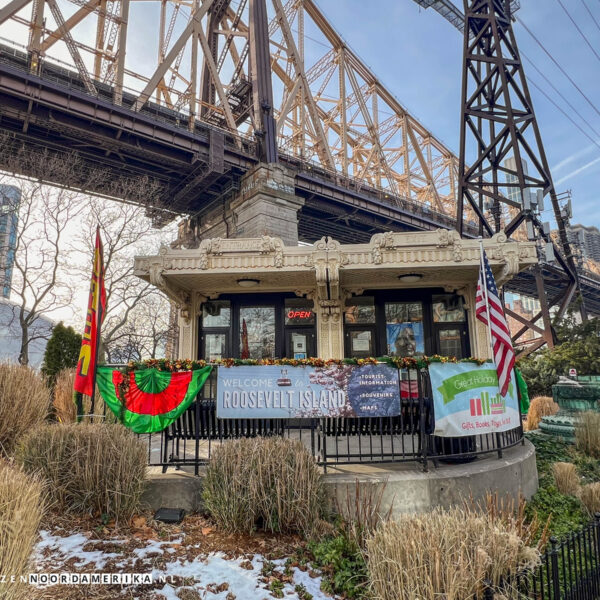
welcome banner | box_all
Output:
[429,362,520,437]
[216,363,400,418]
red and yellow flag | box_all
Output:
[74,227,107,397]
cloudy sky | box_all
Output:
[0,0,598,227]
[316,0,600,227]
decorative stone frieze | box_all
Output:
[134,228,538,360]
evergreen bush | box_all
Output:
[41,322,81,388]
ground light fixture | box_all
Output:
[237,278,260,288]
[398,273,423,283]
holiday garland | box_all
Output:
[125,354,490,372]
[97,355,491,433]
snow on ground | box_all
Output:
[32,529,340,599]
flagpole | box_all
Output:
[479,239,494,359]
[89,225,103,422]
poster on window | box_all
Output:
[216,363,400,418]
[386,322,424,356]
[429,362,520,437]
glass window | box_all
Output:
[385,302,424,356]
[439,328,462,357]
[432,295,465,322]
[240,306,275,359]
[344,296,376,324]
[202,301,231,328]
[285,298,315,325]
[205,333,227,361]
[349,330,373,358]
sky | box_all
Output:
[315,0,600,227]
[0,0,598,229]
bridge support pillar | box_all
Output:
[230,164,303,245]
[182,163,304,247]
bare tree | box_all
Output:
[0,159,86,365]
[73,198,176,363]
[104,291,171,363]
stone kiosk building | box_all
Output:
[134,229,537,363]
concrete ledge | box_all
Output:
[142,440,538,517]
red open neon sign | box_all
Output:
[287,310,313,319]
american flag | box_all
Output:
[476,248,515,396]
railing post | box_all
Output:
[549,536,561,600]
[595,513,600,594]
[418,367,428,473]
[194,397,201,477]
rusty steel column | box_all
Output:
[249,0,278,163]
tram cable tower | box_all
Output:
[415,0,586,354]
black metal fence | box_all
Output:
[482,515,600,600]
[140,366,524,475]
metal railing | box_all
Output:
[483,515,600,600]
[141,366,524,475]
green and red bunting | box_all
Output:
[96,366,212,433]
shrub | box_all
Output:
[334,479,392,549]
[365,507,540,600]
[16,423,146,521]
[552,462,580,496]
[575,411,600,458]
[0,460,44,600]
[309,531,368,598]
[579,482,600,516]
[0,363,49,456]
[41,322,81,388]
[52,371,112,424]
[525,395,559,431]
[53,368,77,423]
[202,437,324,536]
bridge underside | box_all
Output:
[1,46,599,318]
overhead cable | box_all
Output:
[556,0,600,64]
[517,17,600,120]
[527,76,600,156]
[521,52,600,141]
[581,0,600,35]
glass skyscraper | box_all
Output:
[0,185,20,299]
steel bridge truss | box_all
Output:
[0,0,476,220]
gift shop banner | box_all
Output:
[429,362,519,437]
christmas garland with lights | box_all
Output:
[124,355,490,372]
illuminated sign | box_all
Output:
[287,310,313,319]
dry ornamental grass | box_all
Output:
[52,368,77,423]
[0,460,44,600]
[552,462,581,496]
[575,411,600,458]
[0,362,49,456]
[15,423,147,521]
[525,395,559,431]
[579,482,600,516]
[365,505,541,600]
[202,437,325,537]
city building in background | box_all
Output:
[504,291,541,343]
[0,185,20,298]
[568,224,600,264]
[504,157,535,207]
[0,298,54,368]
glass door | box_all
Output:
[344,327,376,358]
[285,329,316,359]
